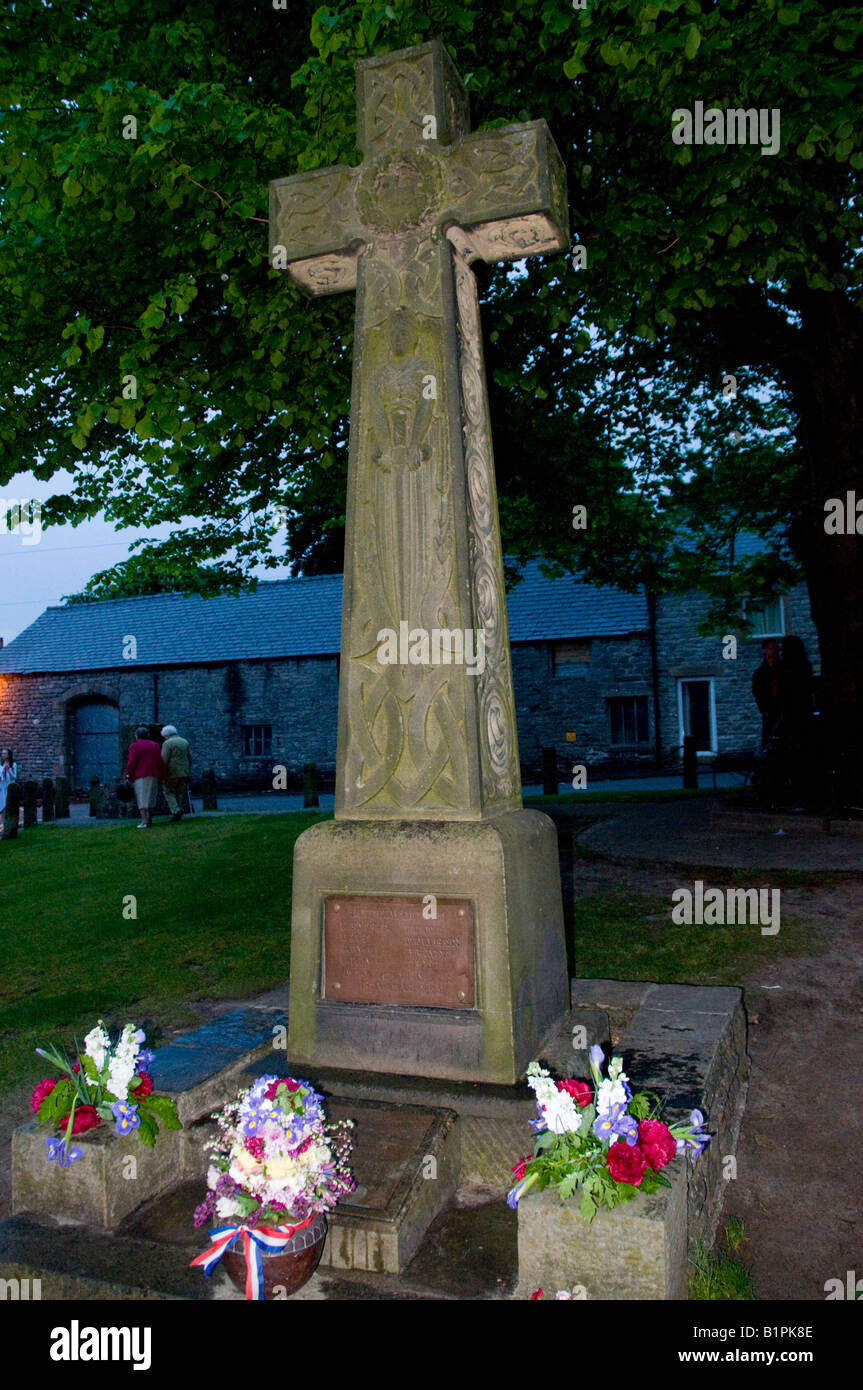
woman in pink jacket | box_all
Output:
[124,726,167,829]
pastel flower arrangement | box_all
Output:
[193,1075,355,1230]
[507,1048,710,1221]
[31,1021,180,1166]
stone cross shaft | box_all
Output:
[270,40,568,821]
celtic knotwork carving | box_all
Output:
[451,247,521,808]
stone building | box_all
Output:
[0,561,818,793]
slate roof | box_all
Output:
[0,561,648,674]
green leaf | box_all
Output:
[62,175,83,199]
[580,1190,596,1221]
[797,142,816,160]
[683,24,701,59]
[136,1110,158,1148]
[137,1093,182,1130]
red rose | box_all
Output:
[556,1078,592,1108]
[606,1141,647,1187]
[530,1289,544,1301]
[512,1156,532,1183]
[132,1072,154,1097]
[59,1105,101,1135]
[31,1078,57,1113]
[265,1078,301,1099]
[637,1120,676,1171]
[71,1061,81,1074]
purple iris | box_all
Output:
[589,1045,605,1069]
[136,1048,155,1072]
[593,1103,638,1146]
[111,1100,140,1136]
[676,1110,710,1155]
[45,1136,82,1167]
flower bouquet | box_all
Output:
[191,1074,355,1299]
[507,1048,710,1221]
[30,1021,180,1167]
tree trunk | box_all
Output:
[705,284,863,805]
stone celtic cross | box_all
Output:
[270,40,568,821]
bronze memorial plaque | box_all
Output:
[323,896,475,1009]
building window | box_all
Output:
[243,724,272,757]
[677,679,717,755]
[607,696,650,747]
[745,597,785,638]
[552,639,591,674]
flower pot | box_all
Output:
[221,1213,328,1299]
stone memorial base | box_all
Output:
[1,979,748,1299]
[518,1171,688,1300]
[288,810,568,1085]
[12,1122,183,1231]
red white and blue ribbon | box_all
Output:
[190,1219,315,1300]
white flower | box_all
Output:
[206,1166,221,1190]
[595,1076,629,1116]
[107,1056,136,1101]
[215,1196,242,1220]
[83,1024,111,1071]
[542,1091,582,1136]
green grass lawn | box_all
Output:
[0,812,326,1098]
[573,887,814,983]
[1,809,820,1105]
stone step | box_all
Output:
[148,1003,288,1125]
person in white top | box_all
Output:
[0,748,18,834]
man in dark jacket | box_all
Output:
[752,639,783,749]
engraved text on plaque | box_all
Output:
[324,896,475,1009]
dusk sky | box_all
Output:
[1,467,291,647]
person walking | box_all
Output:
[160,724,191,822]
[124,726,166,829]
[0,748,18,834]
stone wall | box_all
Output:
[512,634,655,777]
[0,582,819,790]
[654,584,820,761]
[0,656,340,792]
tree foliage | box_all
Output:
[2,0,861,659]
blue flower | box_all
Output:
[111,1100,140,1136]
[45,1137,83,1167]
[589,1045,605,1069]
[136,1048,155,1071]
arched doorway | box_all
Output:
[69,698,120,791]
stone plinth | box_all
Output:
[288,810,568,1084]
[517,1169,689,1301]
[12,1122,183,1231]
[320,1099,459,1274]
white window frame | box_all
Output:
[744,596,786,639]
[677,677,717,756]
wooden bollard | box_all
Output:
[42,778,55,822]
[303,762,319,809]
[683,735,698,790]
[541,747,558,797]
[22,779,39,828]
[54,775,70,818]
[1,781,22,839]
[201,769,218,811]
